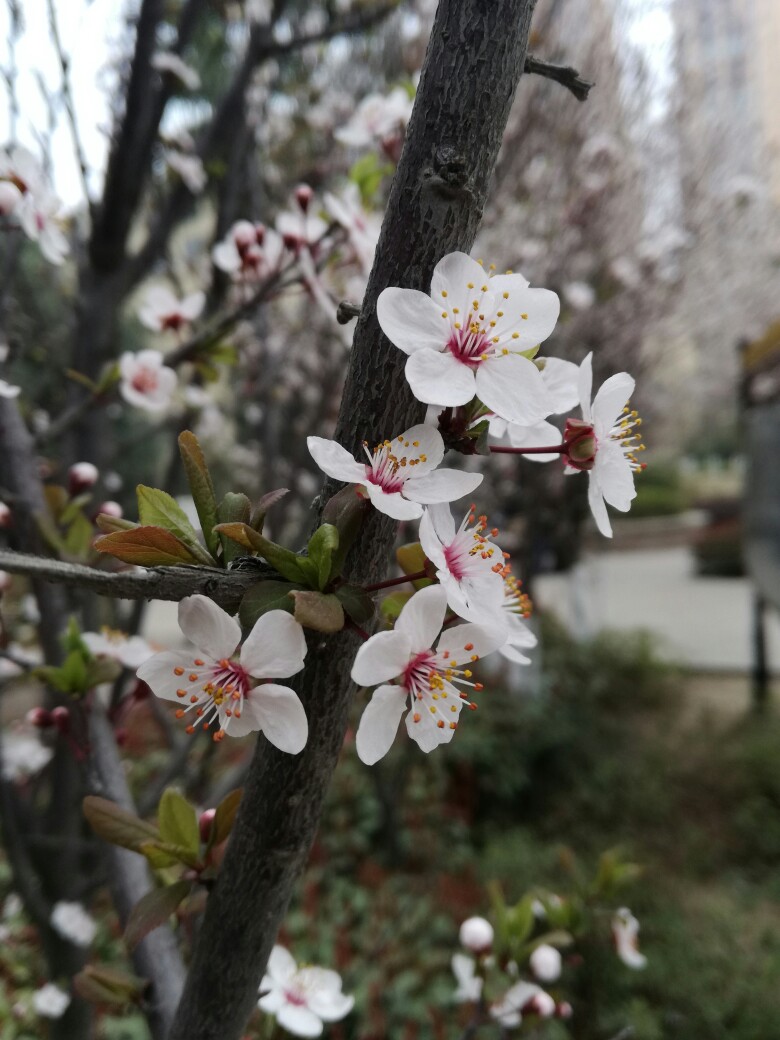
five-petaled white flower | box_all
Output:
[612,907,647,969]
[419,503,508,627]
[258,945,354,1037]
[307,424,483,521]
[137,595,308,751]
[0,145,70,264]
[452,957,553,1028]
[568,352,643,538]
[377,252,559,425]
[82,628,156,670]
[351,585,502,763]
[335,87,412,150]
[33,982,71,1019]
[119,350,178,413]
[50,901,97,948]
[138,285,205,333]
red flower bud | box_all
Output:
[199,808,216,844]
[50,706,70,732]
[294,184,314,212]
[27,707,52,728]
[0,501,12,528]
[68,461,99,495]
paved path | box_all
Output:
[534,547,780,673]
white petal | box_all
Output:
[394,423,444,476]
[376,288,446,354]
[351,630,412,686]
[506,419,562,461]
[240,610,307,678]
[403,468,483,504]
[308,989,354,1022]
[137,651,210,701]
[422,501,457,544]
[180,291,206,320]
[406,702,455,752]
[395,584,448,652]
[258,985,285,1013]
[488,271,530,292]
[436,622,504,663]
[418,506,447,570]
[364,482,423,520]
[596,447,636,511]
[405,350,477,406]
[355,684,408,764]
[431,252,490,315]
[592,371,635,433]
[307,437,365,484]
[540,357,580,413]
[476,355,552,426]
[500,642,533,665]
[578,352,594,419]
[587,473,612,537]
[178,595,240,660]
[277,1003,323,1037]
[494,286,559,347]
[266,944,297,984]
[232,683,308,752]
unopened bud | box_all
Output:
[0,501,12,528]
[253,222,266,246]
[529,944,562,983]
[563,418,596,470]
[27,707,52,728]
[555,1001,573,1020]
[0,181,22,216]
[199,808,216,844]
[50,706,70,732]
[281,231,302,252]
[68,462,99,495]
[525,991,556,1018]
[459,916,494,953]
[97,501,123,519]
[233,220,257,249]
[294,184,314,212]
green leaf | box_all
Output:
[63,510,94,558]
[210,789,243,848]
[94,526,202,567]
[73,965,147,1007]
[380,590,413,623]
[137,839,200,869]
[83,796,160,853]
[335,583,375,625]
[214,522,309,584]
[59,649,89,693]
[124,881,191,950]
[178,431,220,558]
[306,524,339,590]
[95,513,140,534]
[322,486,368,578]
[239,580,298,628]
[250,488,289,533]
[396,542,432,589]
[289,590,344,633]
[216,493,252,566]
[137,485,214,565]
[506,896,535,945]
[157,789,200,858]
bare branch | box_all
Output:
[524,54,594,102]
[45,0,91,207]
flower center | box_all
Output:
[402,639,486,734]
[445,322,494,367]
[363,435,428,493]
[442,507,509,582]
[131,368,160,394]
[283,987,308,1008]
[171,656,250,741]
[161,312,185,332]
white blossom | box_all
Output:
[82,628,156,670]
[335,87,412,149]
[138,595,308,750]
[32,983,70,1019]
[138,285,205,333]
[119,350,177,413]
[612,907,647,969]
[323,183,381,274]
[529,944,562,982]
[50,901,97,948]
[1,730,53,781]
[459,916,493,952]
[258,945,354,1037]
[307,424,482,521]
[212,220,284,282]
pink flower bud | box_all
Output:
[233,220,257,249]
[555,1001,573,1020]
[199,808,216,844]
[27,707,52,728]
[459,916,494,953]
[281,231,302,252]
[97,501,123,519]
[529,944,562,983]
[294,184,314,212]
[0,501,12,528]
[50,706,70,732]
[253,223,266,245]
[563,418,596,470]
[68,461,99,495]
[525,991,556,1018]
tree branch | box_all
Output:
[524,54,594,101]
[45,0,91,207]
[0,551,273,613]
[167,3,540,1038]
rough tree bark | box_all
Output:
[168,3,538,1038]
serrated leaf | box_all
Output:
[178,431,220,558]
[322,486,367,578]
[83,796,160,852]
[94,527,201,567]
[289,590,344,633]
[124,880,191,950]
[380,590,413,623]
[136,486,214,564]
[306,524,339,590]
[239,580,298,628]
[250,488,289,533]
[216,493,252,566]
[158,789,200,858]
[335,583,375,624]
[214,522,309,584]
[211,789,243,847]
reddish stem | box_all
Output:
[363,569,428,593]
[489,442,565,455]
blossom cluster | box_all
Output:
[0,145,69,264]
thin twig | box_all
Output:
[524,54,593,101]
[45,0,91,207]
